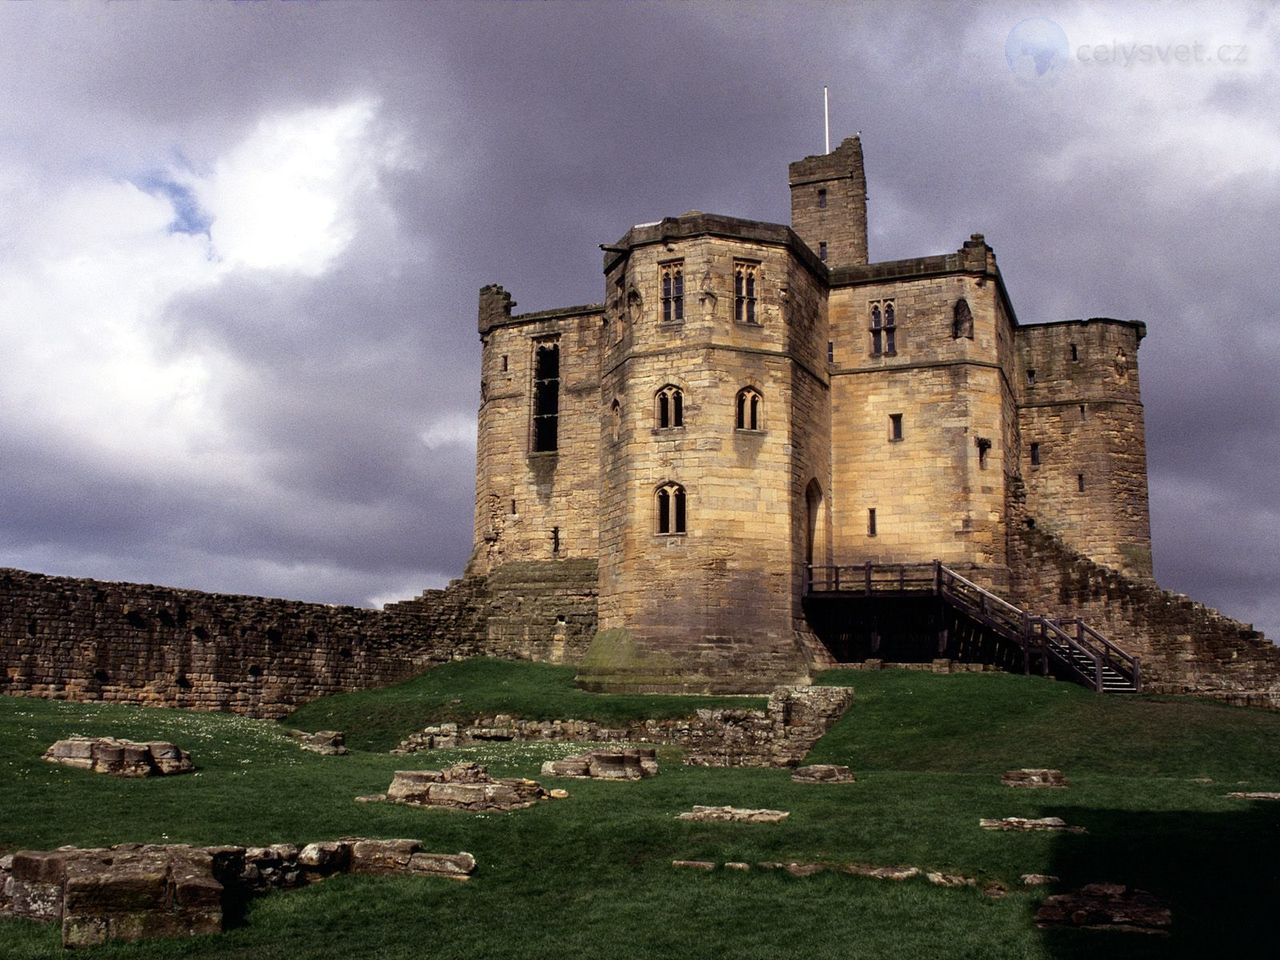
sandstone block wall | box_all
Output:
[592,223,825,690]
[0,568,489,719]
[827,240,1012,575]
[482,559,598,664]
[788,135,869,269]
[1009,525,1279,707]
[470,287,603,577]
[1014,319,1151,577]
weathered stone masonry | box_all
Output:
[0,564,596,719]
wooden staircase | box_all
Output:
[806,561,1141,694]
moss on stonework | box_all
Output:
[1120,542,1153,573]
[575,629,696,690]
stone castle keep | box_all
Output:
[2,136,1279,712]
[469,136,1155,692]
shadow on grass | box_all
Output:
[1038,803,1280,958]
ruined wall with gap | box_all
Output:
[0,568,491,719]
[1009,525,1280,708]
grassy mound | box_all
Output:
[2,666,1278,958]
[284,658,767,752]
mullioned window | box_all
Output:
[870,299,896,356]
[660,262,684,323]
[656,482,686,535]
[733,262,759,324]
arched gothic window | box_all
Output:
[735,387,762,431]
[869,299,897,356]
[661,262,684,323]
[656,482,686,535]
[953,299,974,339]
[655,385,683,429]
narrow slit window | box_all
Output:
[817,188,827,209]
[827,340,834,363]
[1079,404,1087,420]
[551,526,560,555]
[952,299,974,339]
[1030,442,1041,466]
[1077,474,1085,492]
[531,342,560,452]
[889,413,903,442]
[660,262,684,323]
[1027,369,1036,386]
[501,355,508,372]
[818,241,828,262]
[868,508,877,537]
[1070,343,1079,361]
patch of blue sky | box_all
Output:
[133,173,213,237]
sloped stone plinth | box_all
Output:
[42,738,193,777]
[541,748,658,780]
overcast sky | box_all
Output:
[0,1,1276,641]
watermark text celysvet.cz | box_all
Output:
[1004,19,1249,84]
[1078,41,1247,67]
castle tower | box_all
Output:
[788,135,869,269]
[1014,318,1152,577]
[582,214,828,692]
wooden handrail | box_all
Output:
[805,559,1141,693]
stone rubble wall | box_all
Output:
[0,568,489,719]
[1009,525,1280,708]
[42,737,194,777]
[395,684,854,767]
[0,839,474,949]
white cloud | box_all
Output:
[193,100,396,276]
[0,98,404,487]
[419,412,476,451]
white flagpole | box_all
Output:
[824,86,830,153]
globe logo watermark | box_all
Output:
[1005,18,1070,83]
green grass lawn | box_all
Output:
[2,665,1279,958]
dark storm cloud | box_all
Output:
[0,2,1275,640]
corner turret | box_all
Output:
[478,284,515,335]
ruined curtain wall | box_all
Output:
[0,569,490,719]
[1009,527,1280,708]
